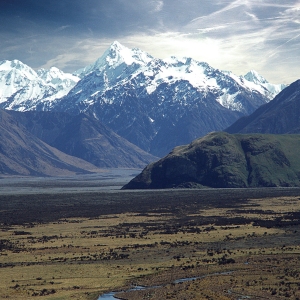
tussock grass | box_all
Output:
[1,189,300,299]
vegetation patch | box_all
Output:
[1,188,300,299]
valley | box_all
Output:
[0,41,300,300]
[1,4,300,300]
[1,178,300,299]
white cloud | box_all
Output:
[27,0,300,84]
[54,25,71,33]
[152,0,164,12]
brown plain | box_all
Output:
[1,188,300,299]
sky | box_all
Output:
[0,0,300,84]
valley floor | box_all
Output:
[0,179,300,299]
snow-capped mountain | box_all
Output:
[48,41,286,155]
[74,41,153,78]
[50,42,286,113]
[0,42,287,156]
[0,60,79,111]
[51,41,154,109]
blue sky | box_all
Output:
[1,0,300,83]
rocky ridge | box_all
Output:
[5,110,157,169]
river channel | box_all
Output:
[98,272,232,300]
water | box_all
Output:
[98,291,117,300]
[98,272,232,299]
[98,286,146,300]
[0,168,141,195]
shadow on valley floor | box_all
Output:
[1,186,300,225]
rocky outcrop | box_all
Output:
[123,132,300,189]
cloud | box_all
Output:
[54,25,71,32]
[1,0,300,84]
[152,0,164,12]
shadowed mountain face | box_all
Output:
[6,110,157,168]
[51,113,158,168]
[0,110,98,176]
[226,80,300,134]
[123,132,300,189]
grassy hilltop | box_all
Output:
[123,132,300,189]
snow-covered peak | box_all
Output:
[139,56,220,95]
[38,67,62,81]
[105,41,138,66]
[106,41,153,67]
[163,56,186,65]
[37,67,79,86]
[243,70,287,99]
[110,40,124,50]
[74,41,153,78]
[0,59,38,80]
[244,70,268,85]
[0,60,79,110]
[0,60,41,105]
[1,59,29,70]
[163,56,210,70]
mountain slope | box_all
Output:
[51,42,285,156]
[6,110,157,168]
[7,110,72,145]
[226,80,300,134]
[51,113,158,168]
[0,110,99,176]
[123,132,300,189]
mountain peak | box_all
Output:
[37,67,79,87]
[0,59,34,74]
[74,41,153,78]
[244,70,268,84]
[105,41,133,66]
[110,40,125,51]
[105,41,153,68]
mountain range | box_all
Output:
[0,41,286,157]
[0,60,79,111]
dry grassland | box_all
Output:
[1,189,300,299]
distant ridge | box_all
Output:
[6,110,158,168]
[226,79,300,134]
[0,110,99,176]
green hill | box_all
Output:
[123,132,300,189]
